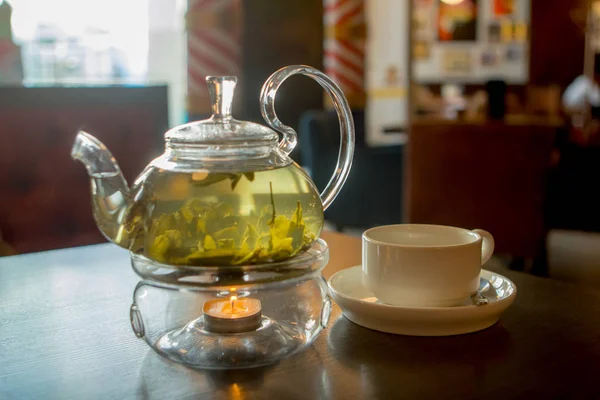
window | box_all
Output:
[9,0,149,85]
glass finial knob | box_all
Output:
[206,76,237,119]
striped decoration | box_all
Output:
[186,0,242,116]
[324,0,366,109]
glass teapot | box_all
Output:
[72,65,354,266]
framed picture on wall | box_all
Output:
[481,50,498,67]
[442,49,472,73]
[413,0,435,40]
[514,22,528,42]
[505,46,521,62]
[488,23,501,43]
[438,0,478,42]
[413,40,431,60]
[493,0,514,17]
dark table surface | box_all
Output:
[1,232,600,399]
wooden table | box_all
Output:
[1,231,600,399]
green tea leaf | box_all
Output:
[257,205,274,234]
[197,206,218,234]
[240,224,258,250]
[271,236,294,258]
[189,173,231,187]
[230,174,242,190]
[215,203,233,218]
[214,226,241,244]
[146,189,317,266]
[180,206,194,224]
[164,230,183,247]
[152,214,172,235]
[204,234,217,250]
[271,215,291,239]
[185,198,208,214]
[217,238,235,249]
[291,201,303,227]
[149,235,170,260]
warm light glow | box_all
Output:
[203,297,262,332]
[191,171,209,181]
[229,383,243,400]
[440,0,465,5]
[230,295,238,313]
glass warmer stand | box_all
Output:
[129,239,332,369]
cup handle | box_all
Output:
[472,229,495,265]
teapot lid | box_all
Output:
[165,76,279,147]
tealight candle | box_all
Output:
[203,296,262,333]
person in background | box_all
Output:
[563,61,600,113]
[562,54,600,144]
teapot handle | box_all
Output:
[260,65,355,210]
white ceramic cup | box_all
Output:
[362,224,495,307]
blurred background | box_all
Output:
[1,0,599,285]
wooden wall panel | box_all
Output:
[241,0,324,140]
[407,121,557,258]
[529,0,588,88]
[0,87,168,254]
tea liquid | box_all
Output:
[103,163,324,266]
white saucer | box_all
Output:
[327,266,517,336]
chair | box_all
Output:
[407,121,557,273]
[298,110,404,231]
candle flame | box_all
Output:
[230,295,238,313]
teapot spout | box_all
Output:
[72,131,132,248]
